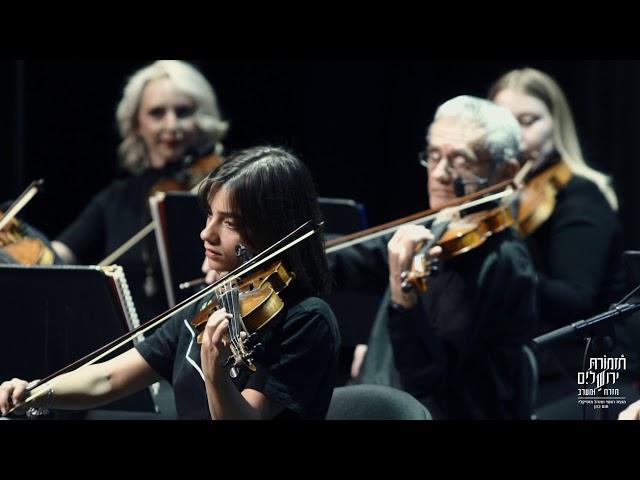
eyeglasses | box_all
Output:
[418,151,476,176]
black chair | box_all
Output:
[318,196,368,236]
[319,196,379,385]
[517,344,539,420]
[326,384,432,420]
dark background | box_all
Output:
[2,60,639,250]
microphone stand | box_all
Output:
[531,284,640,420]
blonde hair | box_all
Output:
[116,60,229,173]
[489,67,618,210]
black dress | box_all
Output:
[56,170,169,322]
[521,159,628,391]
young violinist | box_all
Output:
[330,96,538,419]
[51,60,229,321]
[0,146,340,420]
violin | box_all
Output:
[0,179,56,266]
[400,203,515,293]
[325,178,518,255]
[149,145,224,197]
[190,258,295,372]
[513,159,572,237]
[0,221,55,265]
[398,158,566,292]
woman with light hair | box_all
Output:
[489,68,626,402]
[115,60,228,173]
[52,60,229,321]
[490,67,617,209]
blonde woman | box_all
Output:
[490,67,625,333]
[52,60,228,320]
[490,69,628,414]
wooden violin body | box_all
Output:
[0,215,55,265]
[0,179,55,265]
[515,160,572,237]
[149,152,223,197]
[189,260,295,371]
[401,203,515,293]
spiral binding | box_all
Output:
[104,265,143,343]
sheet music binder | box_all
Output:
[0,264,157,412]
[150,191,205,307]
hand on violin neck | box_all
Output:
[200,309,234,383]
[387,225,442,309]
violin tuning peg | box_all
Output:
[400,271,409,280]
[401,280,414,293]
[221,354,234,369]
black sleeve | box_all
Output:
[258,302,339,418]
[387,302,447,396]
[327,234,391,295]
[56,190,108,263]
[536,179,619,324]
[135,313,182,382]
[388,239,537,398]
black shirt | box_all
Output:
[135,291,341,419]
[387,230,537,419]
[329,227,538,419]
[526,174,626,331]
[56,171,168,321]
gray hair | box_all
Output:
[116,60,229,173]
[431,95,521,165]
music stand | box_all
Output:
[318,197,368,237]
[150,191,206,307]
[0,264,157,414]
[318,196,380,353]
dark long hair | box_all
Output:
[198,146,330,296]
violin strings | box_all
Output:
[231,287,243,360]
